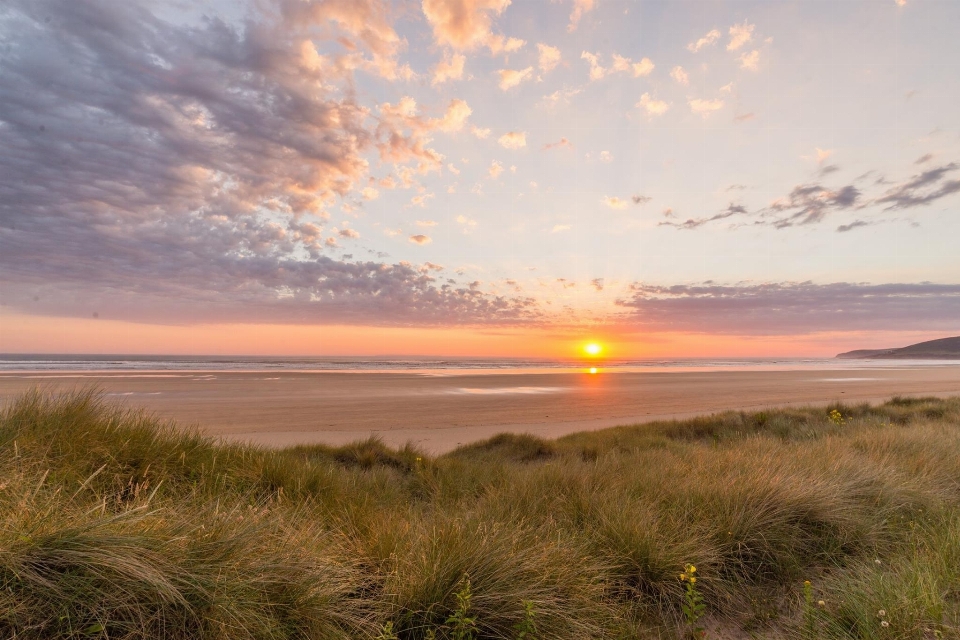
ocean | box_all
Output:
[2,354,958,375]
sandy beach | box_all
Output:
[1,366,958,453]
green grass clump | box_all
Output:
[2,389,960,638]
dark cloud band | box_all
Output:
[616,282,960,335]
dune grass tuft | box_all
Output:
[2,388,960,638]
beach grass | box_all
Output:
[2,389,960,638]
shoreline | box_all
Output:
[2,367,959,453]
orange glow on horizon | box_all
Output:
[0,311,951,359]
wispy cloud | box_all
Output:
[498,66,534,90]
[602,196,629,210]
[727,21,755,51]
[689,98,725,115]
[637,93,670,116]
[670,66,690,85]
[537,43,562,72]
[568,0,595,32]
[431,52,466,85]
[498,131,527,149]
[738,49,760,70]
[543,137,574,151]
[688,29,721,53]
[876,163,960,210]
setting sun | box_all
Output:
[584,342,603,356]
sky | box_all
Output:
[1,0,958,358]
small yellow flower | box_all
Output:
[688,565,697,573]
[804,580,811,586]
[689,577,696,583]
[818,600,826,608]
[680,573,687,580]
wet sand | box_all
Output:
[2,367,959,453]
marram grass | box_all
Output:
[2,389,960,639]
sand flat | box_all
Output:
[1,367,959,453]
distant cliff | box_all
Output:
[837,336,960,359]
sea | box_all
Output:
[2,354,958,375]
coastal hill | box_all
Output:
[837,335,960,359]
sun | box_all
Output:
[583,342,603,356]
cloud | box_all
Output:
[568,0,595,32]
[661,160,960,231]
[689,98,725,115]
[727,21,755,51]
[632,195,652,205]
[670,66,689,85]
[409,193,436,208]
[551,224,571,233]
[688,29,721,53]
[421,0,513,51]
[409,234,432,245]
[541,87,583,109]
[498,66,534,90]
[585,52,654,81]
[915,153,933,164]
[543,137,573,150]
[602,196,628,210]
[599,151,613,163]
[486,35,526,54]
[489,160,504,178]
[734,112,756,122]
[433,99,473,132]
[895,0,907,6]
[636,93,670,116]
[738,49,760,70]
[456,214,478,232]
[377,97,473,168]
[0,0,546,328]
[286,0,411,81]
[581,51,606,81]
[836,220,871,233]
[815,148,834,164]
[339,228,361,239]
[660,203,748,230]
[591,278,605,291]
[616,281,960,334]
[498,131,527,149]
[720,82,734,93]
[765,185,860,227]
[537,43,562,72]
[416,220,438,227]
[876,163,960,210]
[431,52,466,85]
[471,125,492,139]
[612,54,655,77]
[362,187,380,200]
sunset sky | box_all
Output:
[1,0,958,357]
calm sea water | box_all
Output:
[2,354,958,375]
